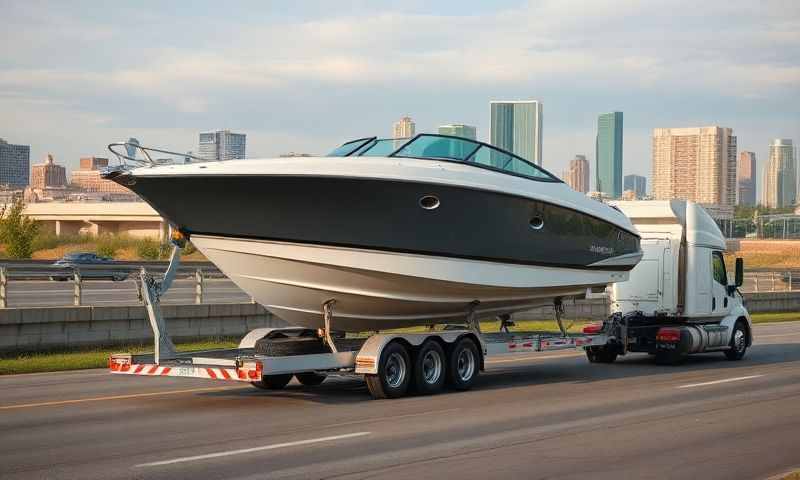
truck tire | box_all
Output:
[724,321,748,361]
[254,336,328,356]
[412,340,446,395]
[365,341,411,399]
[586,346,617,363]
[251,374,293,390]
[296,372,327,386]
[446,336,479,390]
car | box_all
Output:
[49,252,130,282]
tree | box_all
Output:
[0,199,40,259]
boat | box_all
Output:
[105,134,642,331]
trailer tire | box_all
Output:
[251,374,293,390]
[446,337,479,390]
[586,346,617,363]
[365,341,411,399]
[412,340,446,395]
[724,321,748,361]
[296,372,327,386]
[254,336,328,356]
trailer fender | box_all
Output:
[355,331,480,375]
[238,327,315,349]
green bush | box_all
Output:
[0,200,40,259]
[96,241,116,259]
[183,241,197,255]
[31,232,92,251]
[136,238,161,260]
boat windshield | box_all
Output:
[392,134,559,182]
[327,137,376,157]
[326,134,560,182]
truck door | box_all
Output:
[711,250,732,317]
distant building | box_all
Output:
[438,124,477,140]
[762,139,796,208]
[596,112,623,198]
[623,174,647,199]
[393,116,416,139]
[30,154,67,189]
[0,138,30,187]
[70,156,133,195]
[737,151,757,206]
[490,100,543,165]
[279,152,314,158]
[621,190,637,201]
[651,126,737,207]
[125,138,140,158]
[563,155,590,193]
[198,130,246,161]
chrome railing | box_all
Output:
[107,142,208,168]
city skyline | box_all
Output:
[624,174,647,199]
[0,2,796,193]
[563,155,590,194]
[762,138,797,208]
[737,151,757,206]
[198,130,247,161]
[393,116,416,139]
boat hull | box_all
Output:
[192,235,630,331]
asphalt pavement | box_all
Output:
[0,321,799,480]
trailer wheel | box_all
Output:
[251,374,293,390]
[724,321,748,361]
[446,336,479,390]
[412,340,446,395]
[296,372,327,386]
[586,346,617,363]
[365,341,411,399]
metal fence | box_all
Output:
[0,263,251,308]
[742,270,799,293]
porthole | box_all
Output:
[419,195,440,210]
[529,216,544,230]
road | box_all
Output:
[5,278,252,307]
[1,322,799,479]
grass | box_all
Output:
[0,313,797,375]
[0,338,238,375]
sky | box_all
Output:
[1,0,798,191]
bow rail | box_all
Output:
[107,142,208,168]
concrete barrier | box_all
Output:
[0,292,796,352]
[0,303,287,352]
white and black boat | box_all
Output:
[106,134,641,331]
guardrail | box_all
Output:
[0,263,244,308]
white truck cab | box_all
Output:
[586,200,752,365]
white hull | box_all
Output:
[192,235,630,331]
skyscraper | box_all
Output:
[623,174,647,199]
[438,124,477,140]
[30,154,67,189]
[0,138,30,187]
[490,100,543,165]
[563,155,590,193]
[393,116,416,139]
[762,139,796,208]
[596,112,623,198]
[651,126,737,207]
[737,151,757,206]
[198,130,246,161]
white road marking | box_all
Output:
[135,432,371,467]
[757,332,800,339]
[676,374,765,389]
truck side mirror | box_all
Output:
[735,257,744,287]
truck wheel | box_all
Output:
[446,336,479,390]
[412,340,446,395]
[296,372,326,386]
[365,341,411,399]
[586,346,617,363]
[251,374,293,390]
[724,322,748,361]
[654,350,685,365]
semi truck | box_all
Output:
[109,200,751,399]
